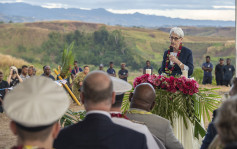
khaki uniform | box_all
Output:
[72,72,86,101]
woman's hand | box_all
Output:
[169,55,184,70]
[169,55,180,64]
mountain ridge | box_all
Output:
[0,2,234,27]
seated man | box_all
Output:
[54,71,148,149]
[3,76,70,149]
[109,77,161,149]
[126,83,183,149]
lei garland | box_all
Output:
[165,43,182,75]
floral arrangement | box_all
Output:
[133,74,198,95]
[132,74,221,139]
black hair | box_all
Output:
[22,65,28,69]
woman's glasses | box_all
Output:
[169,36,181,41]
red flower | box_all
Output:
[133,74,199,95]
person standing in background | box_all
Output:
[99,64,104,71]
[118,63,128,82]
[28,66,35,77]
[215,58,224,86]
[0,71,9,113]
[143,60,153,75]
[71,61,83,81]
[223,58,235,86]
[202,56,213,85]
[107,62,116,77]
[41,66,55,81]
[20,65,30,81]
[7,66,23,88]
[72,66,90,101]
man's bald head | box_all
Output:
[131,83,156,111]
[82,71,113,104]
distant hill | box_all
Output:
[0,3,234,27]
[0,21,235,72]
[159,27,236,38]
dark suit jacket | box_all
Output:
[201,109,218,149]
[54,113,148,149]
[159,46,194,77]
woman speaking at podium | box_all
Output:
[159,27,194,77]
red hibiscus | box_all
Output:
[133,74,199,95]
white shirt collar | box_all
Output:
[86,110,111,118]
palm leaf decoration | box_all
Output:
[60,42,75,79]
[121,87,221,139]
[60,109,86,127]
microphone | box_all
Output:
[169,46,173,52]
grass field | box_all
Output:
[0,21,235,71]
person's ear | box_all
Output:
[150,101,155,111]
[10,121,17,135]
[52,123,60,139]
[112,92,115,104]
[81,92,84,104]
[129,92,133,102]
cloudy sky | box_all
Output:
[0,0,235,21]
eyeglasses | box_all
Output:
[169,36,181,41]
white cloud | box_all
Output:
[107,9,235,21]
[213,5,235,9]
[41,3,69,9]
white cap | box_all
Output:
[110,77,132,95]
[4,76,70,127]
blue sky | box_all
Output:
[0,0,235,21]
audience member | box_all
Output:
[214,96,237,149]
[99,64,104,71]
[28,66,34,77]
[72,66,90,101]
[0,71,9,113]
[18,68,22,76]
[109,77,160,149]
[7,66,23,88]
[20,65,30,81]
[54,71,148,149]
[41,66,55,81]
[202,56,213,85]
[143,60,153,75]
[118,63,128,81]
[126,83,183,149]
[32,67,37,76]
[3,76,69,149]
[223,58,235,87]
[201,77,237,149]
[215,58,224,86]
[107,62,116,77]
[71,61,83,81]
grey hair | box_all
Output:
[215,95,237,144]
[170,27,184,38]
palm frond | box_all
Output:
[60,42,75,78]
